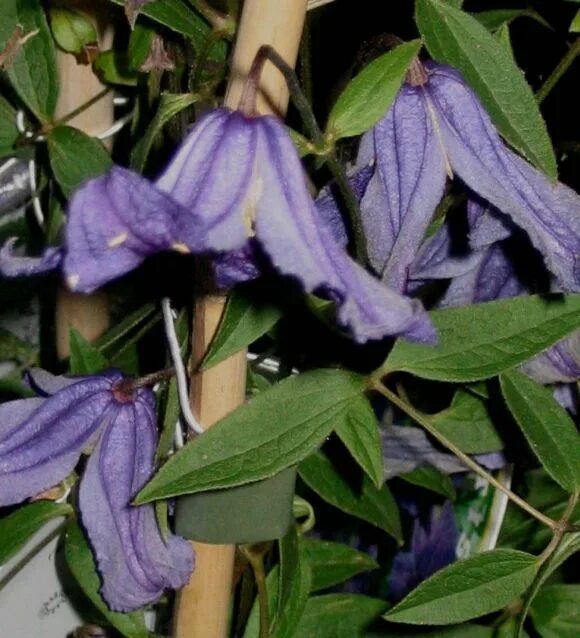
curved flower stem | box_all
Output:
[254,45,369,264]
[371,379,558,531]
[240,544,271,638]
[537,38,580,105]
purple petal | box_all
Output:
[314,164,374,248]
[438,244,524,308]
[156,108,254,252]
[389,502,458,602]
[26,368,84,396]
[212,240,261,289]
[467,199,512,249]
[410,219,482,282]
[361,87,447,290]
[0,238,62,277]
[79,388,193,612]
[521,331,580,384]
[553,384,578,415]
[426,64,580,291]
[0,374,122,506]
[253,116,436,344]
[63,166,195,294]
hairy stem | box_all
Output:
[372,380,558,530]
[256,45,369,264]
[537,38,580,104]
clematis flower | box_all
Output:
[14,108,431,344]
[388,502,459,602]
[350,62,580,293]
[0,368,193,611]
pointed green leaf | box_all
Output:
[49,7,97,55]
[385,549,538,625]
[431,389,503,454]
[327,39,421,139]
[272,527,312,638]
[474,9,552,32]
[48,126,112,197]
[293,594,388,638]
[335,394,384,488]
[382,294,580,382]
[137,370,366,503]
[0,501,72,565]
[201,288,282,370]
[299,451,402,542]
[0,0,58,120]
[69,327,109,375]
[500,369,580,493]
[304,538,378,592]
[64,522,148,638]
[0,96,19,153]
[400,466,456,500]
[415,0,557,178]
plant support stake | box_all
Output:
[172,1,308,637]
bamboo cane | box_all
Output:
[173,1,308,636]
[53,0,113,357]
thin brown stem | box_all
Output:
[372,380,558,531]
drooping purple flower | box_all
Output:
[352,62,580,293]
[79,382,194,612]
[60,108,434,344]
[0,369,193,611]
[388,502,459,602]
[520,331,580,385]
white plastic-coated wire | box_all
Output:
[27,159,44,227]
[161,297,204,435]
[96,111,134,141]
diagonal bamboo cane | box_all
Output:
[53,0,113,358]
[172,1,308,637]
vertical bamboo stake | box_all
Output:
[53,0,113,357]
[173,1,308,637]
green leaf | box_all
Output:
[473,9,552,32]
[0,0,58,121]
[500,369,580,494]
[415,0,557,178]
[131,92,198,171]
[94,303,159,356]
[299,451,402,542]
[69,327,110,374]
[136,370,366,503]
[47,126,112,197]
[382,294,580,382]
[400,466,456,500]
[571,10,580,33]
[0,501,72,565]
[430,389,503,454]
[128,22,155,70]
[335,395,384,488]
[272,527,312,638]
[64,522,149,638]
[49,7,97,55]
[0,95,19,152]
[93,50,140,86]
[201,288,282,370]
[293,594,388,638]
[0,326,37,364]
[384,549,537,625]
[107,0,217,53]
[303,538,378,592]
[327,40,421,139]
[530,585,580,638]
